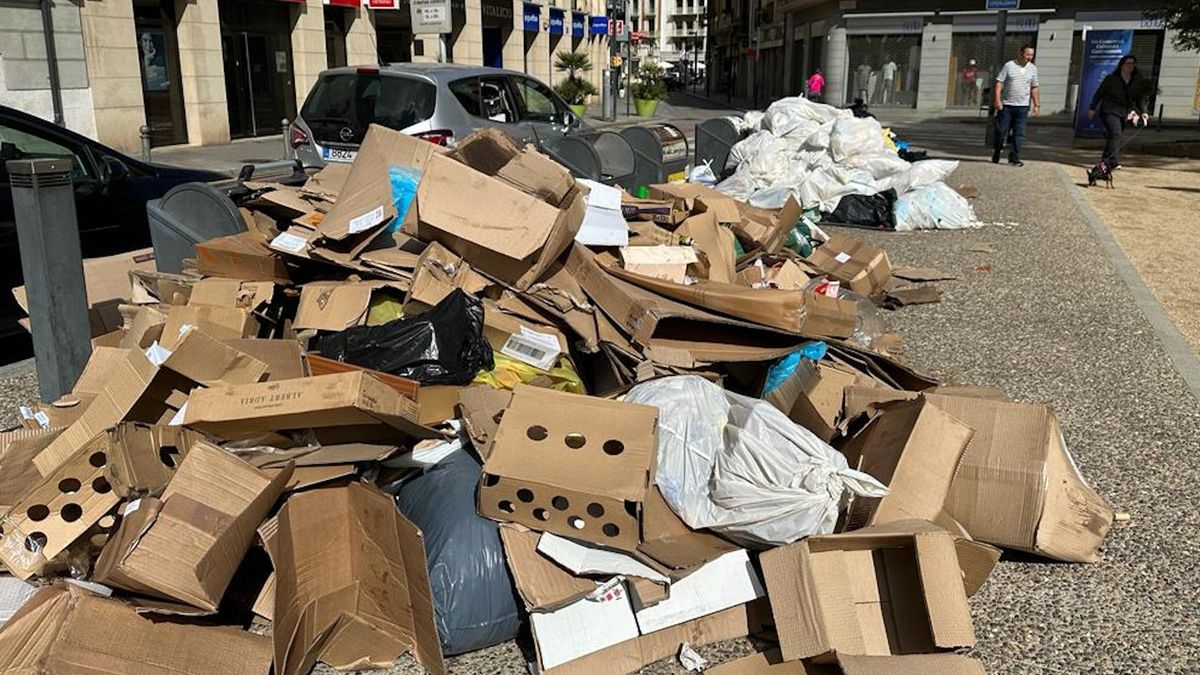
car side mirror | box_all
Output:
[103,156,130,183]
[561,111,579,129]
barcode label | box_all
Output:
[271,231,309,253]
[348,205,385,234]
[33,411,50,429]
[501,333,560,371]
[834,251,851,264]
[18,406,33,420]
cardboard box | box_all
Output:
[731,197,805,254]
[838,397,974,530]
[417,151,586,290]
[759,524,975,661]
[183,371,434,441]
[152,327,270,387]
[479,385,658,551]
[677,211,737,284]
[846,519,1000,599]
[565,244,805,367]
[267,483,444,675]
[292,280,407,332]
[104,422,203,497]
[804,234,893,297]
[405,241,491,313]
[842,387,1114,562]
[195,231,291,283]
[187,278,274,311]
[606,263,856,338]
[93,442,291,611]
[160,304,257,349]
[706,649,987,675]
[0,584,273,674]
[32,347,196,475]
[13,248,156,339]
[763,360,858,442]
[0,433,123,579]
[637,485,740,571]
[319,123,443,245]
[619,245,699,284]
[0,428,63,512]
[225,338,307,380]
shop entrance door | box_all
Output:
[134,0,188,146]
[221,0,296,139]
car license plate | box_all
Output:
[322,147,357,163]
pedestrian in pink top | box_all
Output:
[807,68,825,102]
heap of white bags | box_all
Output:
[716,96,981,230]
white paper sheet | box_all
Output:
[633,549,764,633]
[575,179,629,247]
[537,532,669,584]
[530,579,639,669]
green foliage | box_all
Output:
[630,63,667,101]
[554,77,598,105]
[1145,2,1200,51]
[554,51,594,79]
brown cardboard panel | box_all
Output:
[840,398,974,530]
[676,211,736,284]
[0,584,273,674]
[104,422,203,497]
[306,354,420,402]
[293,280,408,332]
[637,486,739,571]
[706,650,987,675]
[93,442,292,611]
[458,386,512,460]
[160,328,269,387]
[188,278,275,310]
[14,248,157,339]
[320,124,442,241]
[804,234,893,297]
[160,305,257,349]
[301,161,350,200]
[479,386,657,551]
[269,483,445,675]
[836,519,999,599]
[33,347,195,476]
[404,241,491,313]
[417,152,585,290]
[606,264,855,338]
[732,196,804,253]
[182,371,433,441]
[0,434,123,579]
[628,576,669,608]
[0,428,64,511]
[823,342,938,392]
[119,305,167,349]
[195,231,291,283]
[764,361,856,442]
[565,244,805,367]
[922,395,1114,563]
[760,527,974,661]
[498,523,595,611]
[481,299,570,355]
[542,600,766,675]
[225,338,308,380]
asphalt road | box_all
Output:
[3,133,1196,673]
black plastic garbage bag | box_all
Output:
[821,189,898,230]
[313,289,493,385]
[387,449,524,655]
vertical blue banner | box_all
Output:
[548,8,564,35]
[571,12,585,38]
[1074,29,1134,137]
[523,3,540,32]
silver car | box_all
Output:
[290,63,587,166]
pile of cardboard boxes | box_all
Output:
[0,125,1114,674]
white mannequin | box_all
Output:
[881,60,897,104]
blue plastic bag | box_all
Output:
[762,341,828,396]
[388,165,422,233]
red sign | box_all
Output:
[613,19,624,36]
[366,0,400,8]
[325,0,359,7]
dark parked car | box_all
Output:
[0,105,226,359]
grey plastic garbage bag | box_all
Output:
[387,449,523,655]
[624,375,888,549]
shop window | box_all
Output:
[845,34,921,107]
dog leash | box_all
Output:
[1096,115,1149,167]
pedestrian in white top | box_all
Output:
[881,60,897,104]
[992,44,1040,167]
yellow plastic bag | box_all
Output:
[366,290,405,326]
[474,352,585,394]
[881,127,899,153]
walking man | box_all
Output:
[992,44,1040,167]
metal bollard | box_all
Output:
[6,159,92,403]
[282,118,291,160]
[139,125,151,162]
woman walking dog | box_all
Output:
[1087,54,1149,171]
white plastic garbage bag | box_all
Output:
[894,182,981,231]
[624,376,888,548]
[829,117,886,162]
[688,161,718,186]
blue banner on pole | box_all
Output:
[571,12,585,37]
[522,3,540,32]
[1074,29,1134,137]
[590,15,608,35]
[548,8,564,35]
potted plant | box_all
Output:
[631,63,666,117]
[553,51,598,118]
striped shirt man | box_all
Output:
[996,59,1039,106]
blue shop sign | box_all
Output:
[523,3,540,31]
[590,15,608,35]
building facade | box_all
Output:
[626,0,705,77]
[708,0,1200,119]
[0,0,609,152]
